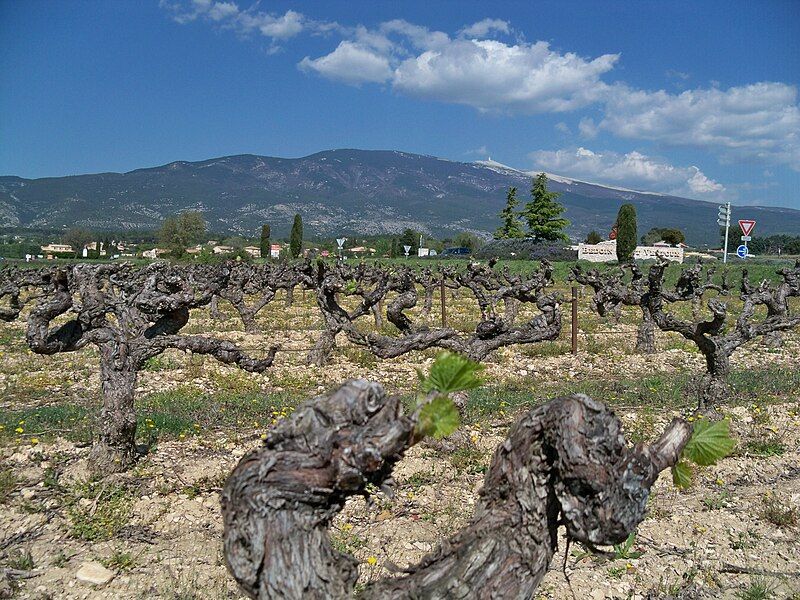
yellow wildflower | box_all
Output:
[30,438,39,445]
[15,427,23,434]
[366,556,377,566]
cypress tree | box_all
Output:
[494,187,525,239]
[260,224,271,259]
[585,230,603,244]
[289,214,303,258]
[520,173,570,242]
[615,203,637,263]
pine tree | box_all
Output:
[494,187,525,239]
[521,173,570,242]
[585,230,603,244]
[260,224,271,259]
[615,204,637,263]
[289,214,303,258]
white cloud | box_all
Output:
[162,1,315,41]
[459,18,510,38]
[555,122,570,134]
[298,21,618,113]
[600,82,800,169]
[392,40,617,113]
[299,42,392,85]
[380,19,450,50]
[207,1,237,21]
[529,146,726,198]
[686,167,724,194]
[162,7,800,170]
[578,117,598,138]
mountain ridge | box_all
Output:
[1,149,798,244]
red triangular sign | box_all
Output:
[739,220,756,236]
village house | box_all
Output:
[40,243,73,254]
[142,248,169,259]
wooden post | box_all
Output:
[571,286,578,355]
[441,278,447,327]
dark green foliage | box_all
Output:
[585,230,603,244]
[289,214,303,258]
[642,227,685,246]
[615,204,637,262]
[495,187,525,239]
[399,228,421,254]
[260,224,271,258]
[475,239,577,261]
[749,233,800,255]
[453,232,484,251]
[520,173,570,242]
[62,227,93,258]
[159,211,206,258]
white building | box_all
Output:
[576,239,684,263]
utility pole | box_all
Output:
[717,202,731,264]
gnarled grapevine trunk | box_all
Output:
[635,307,656,353]
[20,262,278,475]
[89,345,139,473]
[222,381,691,599]
[647,257,800,408]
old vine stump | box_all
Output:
[222,381,691,599]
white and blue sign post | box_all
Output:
[717,203,732,264]
[737,220,756,260]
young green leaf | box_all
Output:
[420,351,484,395]
[671,460,693,489]
[683,419,735,467]
[415,395,460,440]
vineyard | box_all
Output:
[1,258,799,599]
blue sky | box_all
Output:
[1,0,799,208]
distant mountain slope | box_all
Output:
[1,149,798,245]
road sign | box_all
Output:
[718,202,732,263]
[736,245,748,259]
[739,219,756,237]
[403,245,411,257]
[336,238,346,249]
[741,235,751,241]
[717,203,731,227]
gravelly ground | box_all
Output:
[1,296,798,599]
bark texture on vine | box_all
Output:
[222,380,691,599]
[647,257,800,406]
[22,262,277,473]
[570,264,656,353]
[215,262,312,332]
[346,260,562,361]
[0,266,54,322]
[306,262,390,365]
[740,260,800,346]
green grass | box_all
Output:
[0,387,302,445]
[0,404,92,445]
[67,481,135,542]
[448,444,487,475]
[743,436,786,457]
[0,467,18,503]
[737,577,775,600]
[463,365,800,422]
[761,495,799,529]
